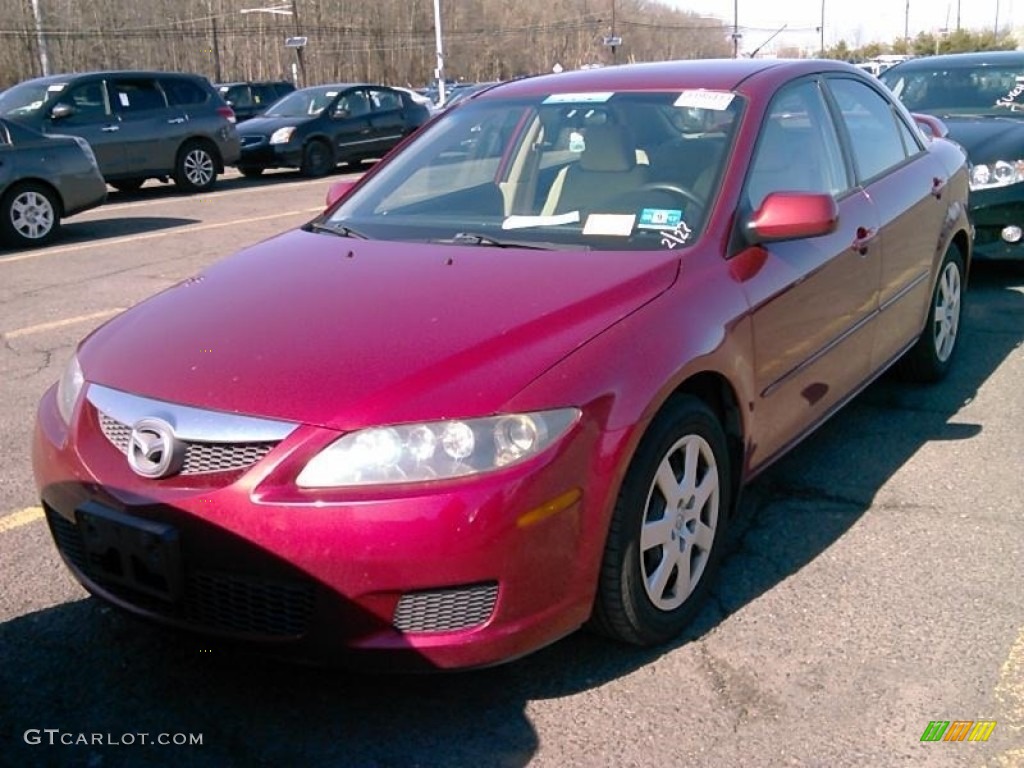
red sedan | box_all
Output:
[33,59,970,670]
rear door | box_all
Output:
[328,88,374,161]
[738,78,882,468]
[823,76,949,370]
[367,87,411,157]
[108,77,179,175]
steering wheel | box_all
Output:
[635,182,705,212]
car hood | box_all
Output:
[237,115,310,136]
[938,115,1024,163]
[79,230,680,431]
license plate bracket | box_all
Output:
[76,501,183,603]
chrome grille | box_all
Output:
[98,411,276,475]
[393,583,499,633]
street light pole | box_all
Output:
[290,0,306,87]
[820,0,825,56]
[433,0,445,105]
[732,0,739,59]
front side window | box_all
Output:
[324,90,743,251]
[828,77,911,182]
[744,79,849,210]
[54,81,109,123]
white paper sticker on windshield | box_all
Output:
[502,211,580,230]
[674,89,735,111]
[46,84,67,93]
[118,92,130,107]
[583,214,635,237]
[543,92,614,104]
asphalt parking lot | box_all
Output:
[1,170,1022,767]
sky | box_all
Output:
[664,0,1018,53]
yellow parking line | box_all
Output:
[0,507,44,533]
[0,208,322,265]
[3,308,126,340]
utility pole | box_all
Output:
[819,0,825,56]
[732,0,739,58]
[212,17,222,83]
[957,0,961,30]
[29,0,50,76]
[905,0,910,43]
[610,0,617,64]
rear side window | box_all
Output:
[110,79,167,112]
[163,78,210,107]
[827,78,914,181]
[252,85,278,105]
[370,88,401,112]
[220,84,251,107]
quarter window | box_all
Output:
[163,78,209,107]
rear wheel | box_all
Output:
[1,182,60,247]
[300,139,334,177]
[897,244,965,382]
[174,140,218,193]
[590,396,731,646]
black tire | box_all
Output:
[896,244,965,383]
[590,395,731,646]
[110,178,145,193]
[300,139,334,177]
[173,140,218,193]
[0,182,61,248]
[238,166,264,179]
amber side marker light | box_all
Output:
[517,488,583,528]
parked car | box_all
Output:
[216,80,295,122]
[234,83,431,177]
[0,71,240,193]
[881,50,1024,260]
[1,117,106,247]
[440,81,499,109]
[34,59,970,670]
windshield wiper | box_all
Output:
[439,232,589,250]
[306,221,369,240]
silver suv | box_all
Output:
[0,71,241,193]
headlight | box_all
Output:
[269,127,296,145]
[969,159,1024,190]
[56,354,84,425]
[296,408,580,488]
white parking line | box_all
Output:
[3,308,126,340]
[0,208,321,265]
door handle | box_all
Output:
[101,125,120,132]
[852,226,876,256]
[167,117,185,125]
[931,176,946,199]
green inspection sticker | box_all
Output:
[638,208,683,230]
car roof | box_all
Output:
[486,58,866,99]
[18,71,208,87]
[884,50,1024,72]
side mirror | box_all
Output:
[50,103,74,120]
[325,179,356,209]
[744,192,839,244]
[911,112,949,140]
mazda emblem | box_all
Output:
[127,418,184,479]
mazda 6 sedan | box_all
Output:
[34,59,970,670]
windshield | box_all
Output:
[265,87,338,117]
[326,90,742,251]
[0,80,68,117]
[882,62,1024,116]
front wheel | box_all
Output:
[590,395,731,646]
[174,141,218,193]
[1,182,60,247]
[896,244,965,382]
[300,140,334,177]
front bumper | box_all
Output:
[237,137,302,170]
[969,184,1024,260]
[33,385,603,670]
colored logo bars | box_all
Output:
[920,720,997,742]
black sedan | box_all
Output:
[881,50,1024,260]
[235,84,431,177]
[1,117,107,248]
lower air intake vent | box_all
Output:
[393,582,498,633]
